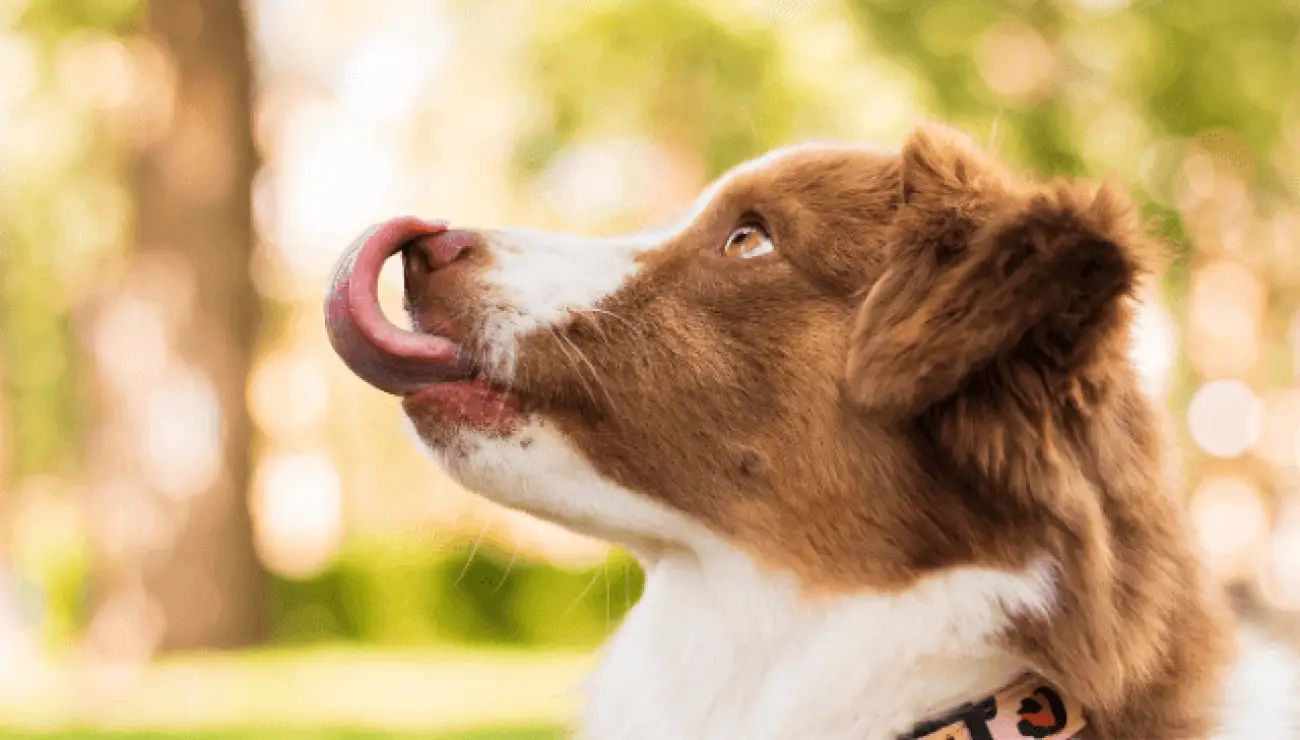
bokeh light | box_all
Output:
[248,351,331,444]
[1261,510,1300,609]
[1191,476,1269,577]
[252,452,343,579]
[1188,380,1264,458]
[1187,259,1265,378]
[1130,291,1177,399]
[977,24,1055,103]
[1254,389,1300,467]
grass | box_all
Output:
[1,729,560,739]
[0,645,591,738]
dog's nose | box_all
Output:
[402,229,479,276]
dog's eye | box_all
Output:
[721,224,774,259]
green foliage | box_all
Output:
[846,0,1300,201]
[518,0,801,178]
[35,539,88,649]
[0,0,145,481]
[267,540,644,649]
[17,0,142,39]
[0,206,90,480]
[846,0,1081,175]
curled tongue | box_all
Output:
[324,217,466,395]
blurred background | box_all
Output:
[0,0,1298,737]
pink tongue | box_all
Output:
[324,217,466,395]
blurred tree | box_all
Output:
[81,0,264,653]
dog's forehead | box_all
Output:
[680,141,900,225]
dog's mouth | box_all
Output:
[324,217,518,428]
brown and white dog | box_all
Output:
[325,124,1299,739]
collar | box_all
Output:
[901,674,1087,740]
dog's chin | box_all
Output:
[401,378,521,451]
[404,406,693,564]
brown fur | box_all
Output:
[405,124,1235,739]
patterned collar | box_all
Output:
[901,674,1087,740]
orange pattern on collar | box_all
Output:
[905,674,1087,740]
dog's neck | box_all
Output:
[578,545,1059,740]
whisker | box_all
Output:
[554,328,619,413]
[561,566,605,618]
[566,306,651,386]
[549,326,602,404]
[490,545,518,596]
[453,520,491,590]
[564,307,614,346]
[571,306,645,338]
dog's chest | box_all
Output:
[576,555,1044,740]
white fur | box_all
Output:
[474,228,655,378]
[586,554,1056,740]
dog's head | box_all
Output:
[326,124,1132,582]
[331,140,908,571]
[326,123,1230,735]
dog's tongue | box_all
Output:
[324,217,466,395]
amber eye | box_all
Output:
[721,224,774,259]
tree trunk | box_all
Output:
[83,0,263,655]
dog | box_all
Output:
[325,123,1300,739]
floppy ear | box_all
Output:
[845,123,1155,419]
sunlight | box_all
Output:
[539,138,675,226]
[1262,511,1300,609]
[1188,379,1264,459]
[252,452,344,578]
[0,33,38,121]
[1130,292,1177,399]
[140,367,223,503]
[335,4,452,121]
[248,350,331,444]
[272,102,403,271]
[1191,476,1268,577]
[977,24,1055,103]
[54,33,135,112]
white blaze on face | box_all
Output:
[471,228,656,377]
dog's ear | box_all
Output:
[845,123,1156,419]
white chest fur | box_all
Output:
[578,552,1057,740]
